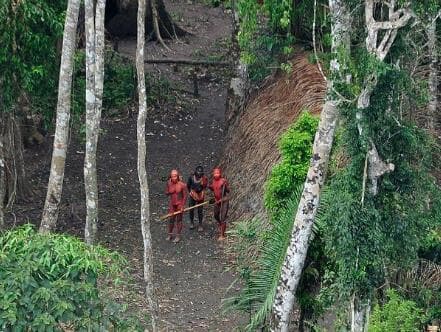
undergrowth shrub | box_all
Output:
[264,111,319,218]
[0,224,143,331]
[369,289,423,332]
[71,48,173,120]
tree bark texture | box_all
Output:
[427,18,438,131]
[270,1,350,331]
[84,0,106,245]
[40,0,80,233]
[225,0,249,128]
[356,0,411,196]
[351,296,371,332]
[1,115,24,208]
[136,0,157,328]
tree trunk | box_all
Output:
[12,117,29,201]
[136,0,157,329]
[13,94,34,201]
[3,117,16,209]
[351,296,371,332]
[0,113,31,209]
[225,0,249,128]
[351,1,412,329]
[40,0,80,233]
[270,1,351,331]
[427,17,438,131]
[106,0,186,39]
[84,0,106,245]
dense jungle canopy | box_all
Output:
[0,0,440,331]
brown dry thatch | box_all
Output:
[221,51,326,223]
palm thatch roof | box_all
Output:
[221,52,326,223]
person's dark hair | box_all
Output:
[195,165,204,176]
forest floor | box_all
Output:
[10,0,246,330]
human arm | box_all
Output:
[202,176,208,190]
[165,181,175,195]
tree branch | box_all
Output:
[144,58,231,66]
[371,10,412,30]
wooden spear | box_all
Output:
[159,197,229,221]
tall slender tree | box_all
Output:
[40,0,81,233]
[84,0,106,245]
[270,1,351,331]
[136,0,157,328]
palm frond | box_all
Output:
[225,184,304,330]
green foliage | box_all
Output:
[369,290,423,332]
[71,49,173,136]
[237,0,291,82]
[411,282,441,325]
[226,189,302,331]
[236,0,330,83]
[318,52,441,309]
[265,112,319,217]
[0,225,143,330]
[410,0,441,18]
[419,228,441,263]
[71,49,137,125]
[263,0,291,31]
[0,0,66,114]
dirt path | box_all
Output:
[14,1,245,330]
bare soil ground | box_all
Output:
[9,0,246,330]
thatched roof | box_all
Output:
[221,52,326,223]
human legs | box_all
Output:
[173,208,183,243]
[197,204,204,231]
[214,201,229,241]
[167,216,175,241]
[188,197,196,229]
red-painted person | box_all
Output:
[165,169,187,242]
[209,167,230,241]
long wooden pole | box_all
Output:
[159,197,230,221]
[160,201,209,221]
[144,58,231,66]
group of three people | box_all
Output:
[165,166,230,243]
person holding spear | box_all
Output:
[165,169,187,242]
[209,167,230,241]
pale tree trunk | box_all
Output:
[351,1,412,330]
[136,0,157,329]
[427,16,438,131]
[351,296,371,332]
[84,0,106,245]
[270,1,351,331]
[40,0,81,233]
